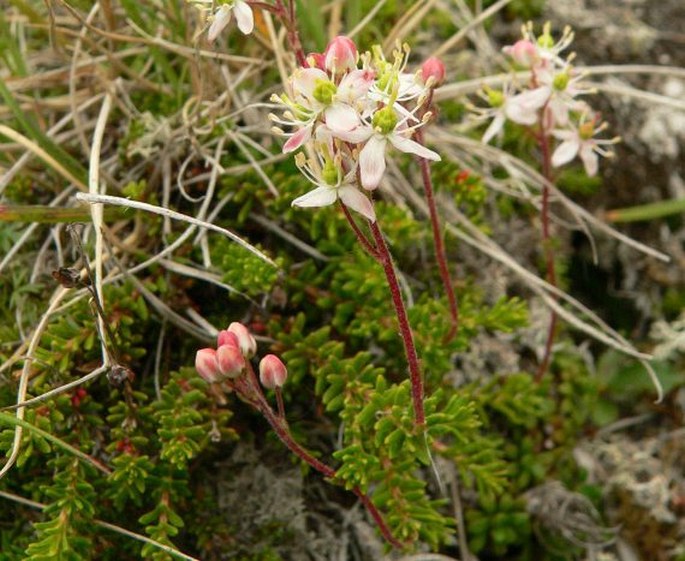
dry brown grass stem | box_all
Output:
[383,0,439,51]
[0,287,70,481]
[432,0,513,59]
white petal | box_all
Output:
[338,186,376,222]
[233,0,254,35]
[292,186,338,208]
[551,138,580,168]
[482,112,505,144]
[388,134,441,161]
[359,135,387,190]
[325,103,360,132]
[337,69,374,102]
[291,68,328,101]
[283,125,312,153]
[208,6,231,42]
[516,86,550,110]
[579,144,598,176]
[333,124,374,144]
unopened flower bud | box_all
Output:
[421,57,446,86]
[324,36,358,74]
[195,348,221,383]
[217,329,240,349]
[306,52,326,70]
[227,322,257,357]
[259,354,288,389]
[217,344,246,378]
[503,39,537,67]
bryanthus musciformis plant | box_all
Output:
[471,22,621,380]
[270,36,455,428]
[194,322,402,547]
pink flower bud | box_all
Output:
[306,52,326,71]
[195,348,221,383]
[421,57,446,86]
[259,354,288,389]
[324,36,358,74]
[227,322,257,357]
[217,329,239,349]
[503,40,538,67]
[217,344,246,378]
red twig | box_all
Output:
[535,109,558,383]
[368,220,426,427]
[415,128,459,341]
[235,363,402,547]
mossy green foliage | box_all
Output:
[0,153,605,558]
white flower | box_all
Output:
[522,21,575,67]
[206,0,254,41]
[271,68,374,153]
[551,116,619,176]
[292,154,376,222]
[478,85,548,144]
[533,65,592,127]
[338,106,440,190]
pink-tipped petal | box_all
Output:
[359,135,387,190]
[233,0,254,34]
[283,125,312,153]
[388,133,441,161]
[338,186,376,222]
[217,344,246,378]
[292,186,338,208]
[217,329,240,349]
[552,138,580,167]
[227,322,257,357]
[195,348,221,383]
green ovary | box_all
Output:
[313,80,337,105]
[372,106,398,134]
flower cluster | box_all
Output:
[195,322,287,390]
[189,0,254,41]
[270,36,443,221]
[473,22,619,176]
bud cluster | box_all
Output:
[270,36,445,222]
[195,322,287,390]
[473,22,619,176]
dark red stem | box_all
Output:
[354,489,404,548]
[368,221,426,427]
[535,109,558,383]
[415,128,459,341]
